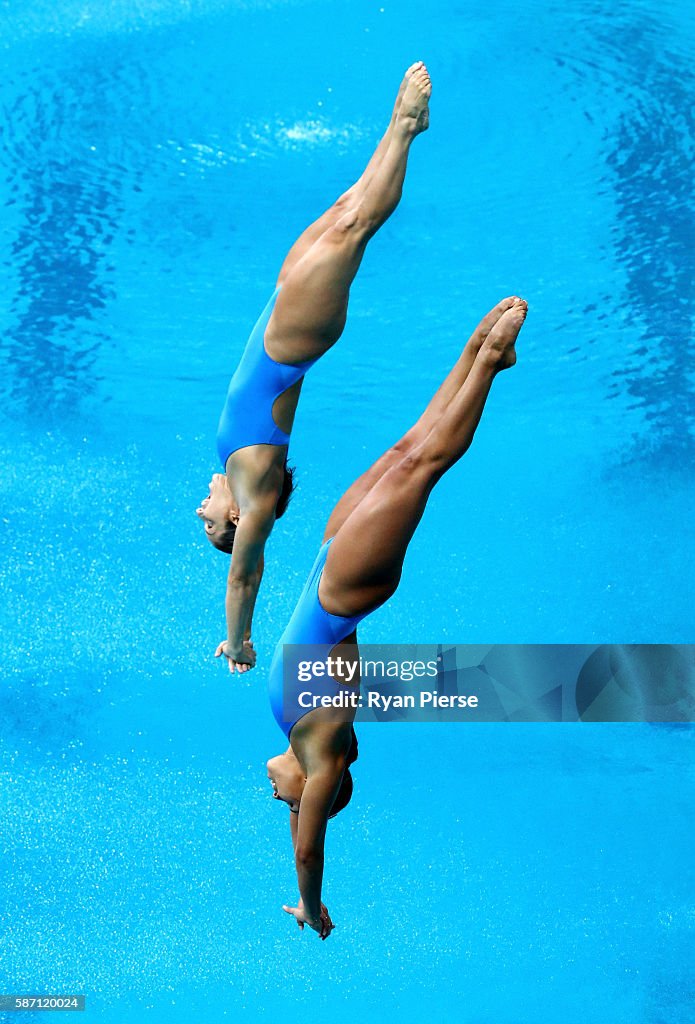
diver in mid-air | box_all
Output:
[197,63,432,674]
[267,295,529,938]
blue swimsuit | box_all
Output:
[268,539,372,738]
[216,288,318,467]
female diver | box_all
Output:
[196,64,432,673]
[266,295,529,938]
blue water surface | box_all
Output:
[1,0,694,1021]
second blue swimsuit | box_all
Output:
[267,539,372,739]
[216,288,318,468]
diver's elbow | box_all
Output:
[227,572,256,589]
[295,847,323,870]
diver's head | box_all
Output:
[266,728,358,819]
[266,750,304,814]
[196,473,239,552]
[197,464,296,554]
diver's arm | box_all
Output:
[243,551,264,642]
[291,765,344,926]
[289,806,299,852]
[284,806,334,937]
[220,508,273,670]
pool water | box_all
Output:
[1,1,693,1021]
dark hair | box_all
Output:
[275,462,296,520]
[211,521,237,555]
[211,462,295,555]
[328,727,359,820]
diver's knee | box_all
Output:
[390,429,419,457]
[334,188,356,211]
[391,448,426,478]
[332,197,381,238]
[393,445,445,483]
[332,205,362,234]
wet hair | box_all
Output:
[211,462,295,555]
[275,462,296,520]
[328,727,359,820]
[211,521,237,555]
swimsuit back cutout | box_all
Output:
[216,287,318,468]
[268,539,372,739]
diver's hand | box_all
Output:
[214,639,257,673]
[283,900,334,940]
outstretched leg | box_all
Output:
[321,296,521,540]
[276,63,424,285]
[319,299,528,617]
[266,65,432,365]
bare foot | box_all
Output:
[348,62,426,200]
[397,64,431,135]
[466,296,519,355]
[479,297,528,370]
[391,61,425,124]
[375,62,425,155]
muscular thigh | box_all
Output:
[319,454,435,618]
[322,420,424,542]
[322,443,410,543]
[265,210,369,364]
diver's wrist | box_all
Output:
[303,904,321,925]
